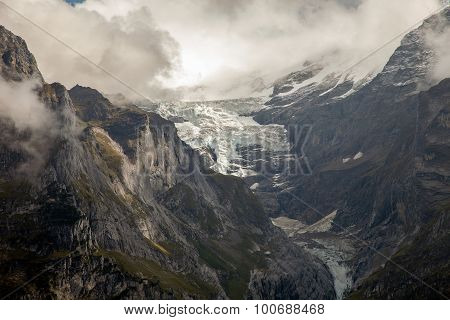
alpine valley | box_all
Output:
[0,7,449,300]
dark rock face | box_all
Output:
[349,79,450,299]
[0,25,335,299]
[69,85,113,122]
[253,9,450,299]
[0,26,43,82]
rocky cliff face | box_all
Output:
[0,26,43,82]
[349,78,450,299]
[254,8,450,299]
[0,26,335,299]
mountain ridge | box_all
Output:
[0,25,336,299]
[252,7,450,299]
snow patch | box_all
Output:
[271,217,306,237]
[273,47,392,104]
[271,211,338,236]
[250,183,259,190]
[335,88,356,100]
[277,68,330,97]
[353,152,364,160]
[298,210,337,234]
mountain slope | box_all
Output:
[0,25,335,299]
[253,8,450,299]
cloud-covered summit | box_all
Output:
[0,0,443,101]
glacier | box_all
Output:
[139,98,291,177]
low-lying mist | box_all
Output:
[0,78,76,176]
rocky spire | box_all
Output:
[0,25,43,82]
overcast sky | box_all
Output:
[0,0,443,100]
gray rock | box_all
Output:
[0,25,335,300]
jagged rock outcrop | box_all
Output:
[0,25,335,299]
[0,26,43,82]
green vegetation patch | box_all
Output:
[144,238,171,256]
[92,129,123,178]
[196,235,267,299]
[94,249,217,298]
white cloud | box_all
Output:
[80,0,443,100]
[0,0,180,100]
[0,0,443,101]
[426,24,450,84]
[0,79,52,132]
[0,78,58,173]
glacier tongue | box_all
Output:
[139,98,290,177]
